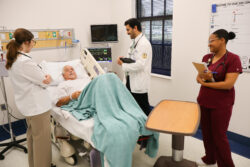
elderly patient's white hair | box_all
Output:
[62,65,72,75]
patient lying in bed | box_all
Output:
[54,65,159,167]
[55,65,90,107]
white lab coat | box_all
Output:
[8,53,51,117]
[122,33,152,93]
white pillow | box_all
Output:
[40,59,89,85]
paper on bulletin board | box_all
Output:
[0,33,6,40]
[0,40,3,54]
[240,55,250,72]
[32,32,39,39]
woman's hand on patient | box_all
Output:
[71,91,82,99]
[43,75,52,84]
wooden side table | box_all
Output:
[146,100,200,167]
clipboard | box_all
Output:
[120,58,135,63]
[192,62,215,82]
[192,62,208,74]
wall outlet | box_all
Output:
[0,104,6,111]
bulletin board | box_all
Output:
[0,29,74,52]
[210,0,250,72]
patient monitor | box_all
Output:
[88,47,112,62]
[87,47,112,72]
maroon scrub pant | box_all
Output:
[200,106,235,167]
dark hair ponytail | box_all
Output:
[5,40,21,69]
[6,28,34,69]
[228,32,236,40]
[212,29,236,44]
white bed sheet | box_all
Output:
[51,106,95,146]
[51,104,110,167]
[47,82,95,146]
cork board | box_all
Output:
[0,29,74,51]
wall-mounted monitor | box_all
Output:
[90,24,118,43]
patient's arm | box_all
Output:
[56,91,82,107]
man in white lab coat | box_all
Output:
[117,18,152,116]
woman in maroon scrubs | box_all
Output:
[196,29,242,167]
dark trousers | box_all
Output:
[126,75,150,116]
[200,106,234,167]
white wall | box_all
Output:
[0,0,249,138]
[109,0,135,78]
[0,0,114,124]
[151,0,250,138]
[110,0,250,138]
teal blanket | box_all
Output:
[61,73,159,167]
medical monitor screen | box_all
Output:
[91,24,118,42]
[88,47,112,62]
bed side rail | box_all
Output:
[80,48,105,79]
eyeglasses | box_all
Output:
[32,39,36,46]
[208,38,219,44]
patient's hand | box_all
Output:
[56,90,81,107]
[43,74,52,84]
[71,91,82,99]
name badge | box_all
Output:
[142,53,147,59]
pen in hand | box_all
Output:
[203,70,218,74]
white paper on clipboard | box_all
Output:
[192,62,208,74]
[192,62,215,82]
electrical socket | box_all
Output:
[0,104,6,111]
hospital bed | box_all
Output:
[40,48,108,166]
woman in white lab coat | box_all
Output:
[5,28,55,167]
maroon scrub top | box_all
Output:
[197,51,242,108]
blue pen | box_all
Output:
[204,70,218,74]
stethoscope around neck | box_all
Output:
[207,51,228,75]
[17,51,42,69]
[129,34,144,57]
[133,34,144,49]
[17,52,31,59]
[130,34,144,51]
